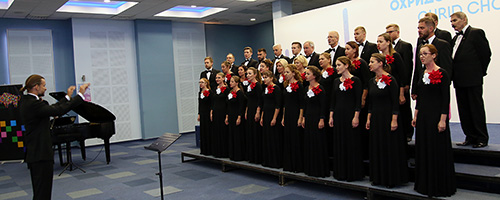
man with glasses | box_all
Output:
[386,23,414,142]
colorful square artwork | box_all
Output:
[0,121,5,127]
[0,138,2,143]
[17,141,23,148]
[12,136,17,142]
[21,125,25,131]
[10,120,16,126]
[5,126,11,132]
[17,131,22,137]
[1,132,6,138]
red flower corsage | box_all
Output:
[290,82,299,92]
[385,54,394,64]
[301,72,306,81]
[231,91,237,98]
[429,70,443,84]
[326,67,334,75]
[352,60,361,69]
[381,75,392,85]
[266,85,275,94]
[250,82,256,89]
[343,78,354,90]
[202,90,210,97]
[312,85,322,95]
[226,74,231,80]
[220,86,226,93]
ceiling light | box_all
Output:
[191,5,196,8]
[104,0,110,3]
[57,0,138,15]
[0,0,14,10]
[155,5,227,19]
[238,0,257,2]
[250,18,256,21]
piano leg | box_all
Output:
[66,142,73,171]
[57,144,64,166]
[105,138,111,164]
[80,140,87,160]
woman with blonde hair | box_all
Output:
[198,78,212,155]
[245,67,263,163]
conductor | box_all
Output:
[20,74,89,200]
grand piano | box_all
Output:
[50,92,116,165]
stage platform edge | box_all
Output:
[181,149,500,200]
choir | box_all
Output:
[197,12,492,198]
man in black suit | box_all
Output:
[226,53,238,76]
[290,42,302,62]
[325,31,345,65]
[412,17,452,99]
[425,12,452,43]
[354,26,378,64]
[257,48,267,63]
[450,12,491,148]
[200,56,220,90]
[303,41,320,70]
[386,23,414,141]
[240,47,259,68]
[272,44,291,75]
[20,74,88,200]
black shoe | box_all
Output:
[457,140,472,146]
[473,142,487,148]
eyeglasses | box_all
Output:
[386,30,396,34]
[419,52,432,57]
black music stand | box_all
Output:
[144,133,181,200]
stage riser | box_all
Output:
[407,144,500,167]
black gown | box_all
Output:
[352,58,372,161]
[331,76,364,181]
[261,84,283,168]
[414,68,456,197]
[319,67,339,164]
[198,89,212,155]
[211,86,230,158]
[282,81,305,172]
[368,74,408,187]
[303,85,330,177]
[227,90,247,161]
[245,81,263,163]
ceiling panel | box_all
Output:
[0,0,349,25]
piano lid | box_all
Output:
[49,92,116,123]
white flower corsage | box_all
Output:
[322,71,329,78]
[247,86,252,92]
[200,93,206,99]
[377,79,387,89]
[286,85,292,93]
[422,73,431,85]
[339,83,346,91]
[242,80,249,86]
[265,87,269,94]
[279,75,284,83]
[307,89,315,98]
[216,88,221,94]
[227,93,233,100]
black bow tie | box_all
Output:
[456,31,464,35]
[328,48,335,53]
[422,40,429,45]
[358,43,364,46]
[275,56,279,59]
[305,55,311,58]
[206,69,212,72]
[392,41,396,45]
[245,59,249,62]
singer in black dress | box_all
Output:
[302,67,330,177]
[245,67,263,163]
[413,44,456,197]
[329,57,364,181]
[318,52,338,163]
[260,70,283,168]
[226,76,247,161]
[281,64,305,172]
[198,78,212,155]
[366,53,408,187]
[211,72,230,158]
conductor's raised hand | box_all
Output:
[79,83,90,94]
[67,86,76,96]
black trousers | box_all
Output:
[455,86,489,144]
[28,161,53,200]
